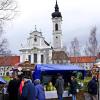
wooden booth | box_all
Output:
[15,61,35,78]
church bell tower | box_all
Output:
[52,0,63,50]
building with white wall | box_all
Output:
[19,27,52,64]
[20,0,68,64]
[0,56,20,76]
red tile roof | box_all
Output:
[0,56,20,66]
[69,56,96,63]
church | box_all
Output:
[19,0,68,64]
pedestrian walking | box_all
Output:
[87,76,98,100]
[34,79,45,100]
[22,78,36,100]
[69,76,78,100]
[55,73,64,100]
[7,73,20,100]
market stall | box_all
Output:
[14,61,35,78]
[33,64,85,99]
[45,91,70,100]
[0,77,6,84]
[33,64,85,79]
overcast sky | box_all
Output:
[4,0,100,54]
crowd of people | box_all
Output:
[3,73,45,100]
[1,73,98,100]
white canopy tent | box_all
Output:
[94,62,100,67]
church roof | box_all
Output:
[52,51,68,60]
[44,40,50,46]
[52,0,62,18]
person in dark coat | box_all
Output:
[87,76,98,100]
[22,79,36,100]
[34,79,45,100]
[69,76,78,100]
[55,73,64,100]
[7,74,20,100]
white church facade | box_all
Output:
[19,0,68,64]
[19,28,52,64]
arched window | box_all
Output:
[34,37,37,42]
[41,55,44,63]
[55,24,58,31]
[34,53,37,63]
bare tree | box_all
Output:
[0,0,17,55]
[84,42,89,56]
[0,38,11,55]
[97,45,100,54]
[85,27,98,56]
[0,0,17,20]
[70,37,81,56]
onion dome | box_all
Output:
[52,0,62,18]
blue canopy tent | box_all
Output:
[33,64,85,80]
[0,77,6,84]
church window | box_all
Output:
[34,53,37,63]
[41,55,44,63]
[28,55,31,62]
[34,37,37,42]
[55,24,58,31]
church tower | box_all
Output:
[52,0,63,51]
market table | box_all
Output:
[45,91,72,100]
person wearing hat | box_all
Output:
[22,77,36,100]
[34,79,45,100]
